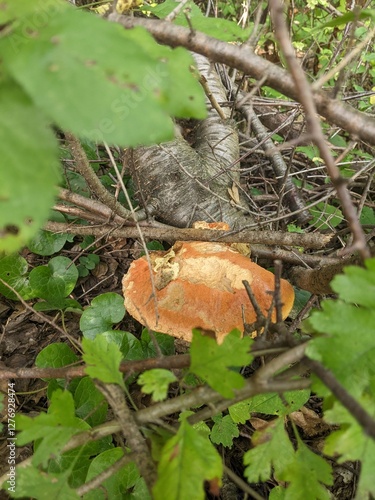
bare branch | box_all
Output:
[108,14,375,146]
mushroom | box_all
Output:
[122,239,295,344]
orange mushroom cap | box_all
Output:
[122,240,295,344]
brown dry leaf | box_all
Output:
[250,417,275,434]
[289,406,332,437]
[227,183,240,205]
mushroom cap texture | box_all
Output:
[122,241,295,343]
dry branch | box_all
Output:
[108,14,375,146]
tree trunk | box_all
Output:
[125,53,254,229]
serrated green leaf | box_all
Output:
[279,436,332,500]
[229,390,310,423]
[330,260,375,308]
[309,202,343,230]
[146,0,251,42]
[153,419,222,500]
[16,389,87,467]
[0,81,60,253]
[29,256,78,304]
[210,414,239,447]
[190,329,252,398]
[138,369,177,402]
[74,377,108,427]
[36,343,79,370]
[80,292,125,339]
[0,254,35,300]
[6,465,79,500]
[243,418,295,483]
[320,397,375,498]
[1,3,205,146]
[28,211,68,256]
[306,260,375,397]
[82,334,125,388]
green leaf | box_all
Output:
[7,465,79,500]
[360,206,375,226]
[306,259,375,397]
[29,256,78,304]
[16,389,87,467]
[140,329,175,357]
[330,260,375,308]
[28,211,68,256]
[82,334,125,389]
[138,369,177,402]
[244,418,295,483]
[229,390,310,423]
[83,448,149,500]
[77,254,100,277]
[74,377,108,427]
[0,254,35,300]
[210,414,239,447]
[80,292,125,339]
[309,202,343,230]
[1,3,205,146]
[190,329,253,398]
[146,0,251,42]
[279,436,332,500]
[47,436,114,488]
[36,343,79,370]
[153,419,222,500]
[321,398,375,498]
[0,81,60,253]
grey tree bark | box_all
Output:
[125,53,254,229]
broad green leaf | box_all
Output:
[0,254,35,300]
[279,436,332,500]
[1,2,205,146]
[140,329,175,357]
[360,206,375,226]
[48,436,114,488]
[36,343,79,370]
[74,377,108,427]
[80,293,125,339]
[83,448,149,500]
[190,329,253,398]
[34,297,82,312]
[210,414,239,447]
[0,81,60,253]
[7,465,79,500]
[82,334,125,389]
[146,0,251,42]
[138,369,177,402]
[243,418,295,483]
[29,256,78,303]
[229,390,310,423]
[16,389,87,467]
[77,254,100,277]
[0,0,65,24]
[28,211,68,256]
[309,202,343,230]
[153,419,222,500]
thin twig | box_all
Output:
[269,0,370,260]
[305,357,375,440]
[107,14,375,146]
[44,221,333,249]
[96,382,157,492]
